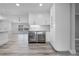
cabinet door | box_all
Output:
[29,13,50,25]
[28,32,37,43]
[37,32,46,43]
[12,23,19,33]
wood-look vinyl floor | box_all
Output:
[0,33,72,56]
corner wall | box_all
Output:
[50,3,70,51]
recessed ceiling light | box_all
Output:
[39,3,43,6]
[16,3,20,7]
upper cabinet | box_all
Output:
[10,16,28,23]
[29,13,50,25]
[0,19,10,31]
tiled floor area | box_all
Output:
[0,33,72,56]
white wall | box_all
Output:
[0,19,10,46]
[50,3,70,51]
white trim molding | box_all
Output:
[69,3,76,54]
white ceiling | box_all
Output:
[0,3,53,16]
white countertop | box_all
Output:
[0,30,8,33]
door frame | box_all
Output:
[69,3,76,54]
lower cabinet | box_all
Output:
[28,32,46,43]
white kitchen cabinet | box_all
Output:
[11,23,19,32]
[0,32,8,46]
[0,19,9,46]
[0,20,9,31]
[11,15,29,33]
[29,13,50,25]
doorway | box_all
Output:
[75,3,79,55]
